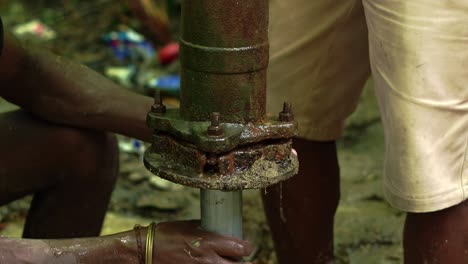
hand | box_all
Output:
[152,220,253,264]
[292,148,298,157]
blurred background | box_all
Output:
[0,1,403,263]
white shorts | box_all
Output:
[267,0,468,212]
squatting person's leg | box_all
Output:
[363,1,468,262]
[264,0,370,263]
[0,110,118,239]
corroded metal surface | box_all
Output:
[144,134,298,190]
[146,109,297,153]
[144,0,298,190]
[180,0,269,123]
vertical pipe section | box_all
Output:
[182,0,269,246]
[201,190,243,238]
[180,0,269,124]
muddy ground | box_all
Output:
[0,1,404,263]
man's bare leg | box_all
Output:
[404,200,468,263]
[262,138,340,264]
[0,110,118,238]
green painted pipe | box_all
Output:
[180,0,269,252]
[180,0,269,124]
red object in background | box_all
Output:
[159,42,179,65]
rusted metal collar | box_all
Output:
[144,0,298,190]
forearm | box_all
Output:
[0,231,142,264]
[0,30,25,82]
[0,33,153,141]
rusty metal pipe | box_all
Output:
[180,0,269,124]
[181,0,269,244]
[145,0,296,191]
[144,0,298,252]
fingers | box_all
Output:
[184,244,250,264]
[212,255,253,264]
[186,235,252,259]
[181,220,201,226]
[214,258,243,264]
[197,251,252,264]
[160,220,253,259]
[202,235,253,258]
[292,148,298,156]
[176,220,253,258]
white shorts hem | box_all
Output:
[384,184,467,213]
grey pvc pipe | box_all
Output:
[200,190,243,239]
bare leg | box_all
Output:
[404,200,468,263]
[0,110,118,238]
[262,138,340,264]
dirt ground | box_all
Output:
[0,1,405,263]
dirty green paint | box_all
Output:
[147,109,296,153]
[179,0,269,123]
[145,0,298,190]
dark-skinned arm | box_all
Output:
[0,29,154,141]
[0,221,253,264]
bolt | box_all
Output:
[211,112,220,126]
[207,112,224,137]
[279,102,293,122]
[151,89,166,114]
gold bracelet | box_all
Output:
[145,222,156,264]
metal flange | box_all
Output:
[144,0,298,191]
[144,133,298,190]
[146,109,297,153]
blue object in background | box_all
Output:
[102,29,156,62]
[147,74,180,96]
[132,139,145,160]
[118,138,146,161]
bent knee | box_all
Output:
[53,128,118,182]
